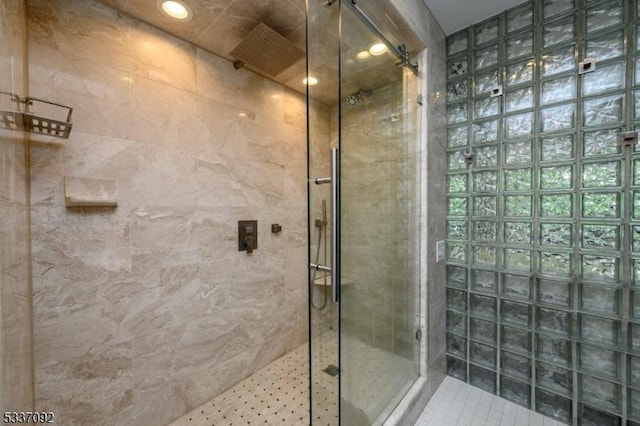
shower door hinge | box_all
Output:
[415,328,422,341]
[416,94,424,106]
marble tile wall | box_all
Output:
[27,0,311,424]
[0,0,34,413]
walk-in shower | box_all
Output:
[0,0,445,424]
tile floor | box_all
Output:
[415,376,565,426]
[169,340,565,426]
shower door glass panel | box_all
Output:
[339,4,421,424]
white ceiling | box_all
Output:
[423,0,527,35]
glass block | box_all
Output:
[505,195,532,217]
[582,192,620,218]
[447,196,467,215]
[501,300,531,327]
[541,75,576,105]
[540,194,572,217]
[504,248,531,272]
[583,161,620,188]
[580,285,619,316]
[447,125,468,148]
[448,56,468,80]
[500,376,531,408]
[581,255,619,283]
[536,388,572,424]
[507,32,533,61]
[505,87,534,113]
[473,221,496,242]
[470,317,496,344]
[542,45,576,77]
[469,365,496,394]
[636,90,640,119]
[506,60,534,87]
[583,61,625,97]
[475,45,498,71]
[473,245,496,266]
[447,333,466,358]
[586,31,624,61]
[447,103,468,125]
[579,314,620,347]
[537,307,572,337]
[504,168,532,191]
[541,134,574,161]
[474,196,496,216]
[447,150,467,171]
[541,223,572,247]
[629,355,640,387]
[502,273,532,300]
[501,352,531,381]
[636,57,640,85]
[471,269,497,293]
[447,80,468,104]
[630,322,640,353]
[504,222,532,244]
[537,361,572,396]
[630,389,640,422]
[635,259,640,285]
[631,290,640,318]
[446,310,466,335]
[447,356,466,381]
[447,265,467,289]
[502,325,531,354]
[475,145,498,168]
[474,96,499,119]
[541,165,573,189]
[505,112,533,139]
[470,294,496,319]
[582,224,619,250]
[475,19,498,45]
[543,15,575,48]
[579,344,619,379]
[505,140,532,165]
[447,220,467,240]
[447,242,467,263]
[537,278,572,308]
[474,71,498,96]
[537,334,572,366]
[543,0,574,19]
[579,404,621,426]
[506,3,533,33]
[471,341,496,369]
[583,94,624,127]
[583,128,621,157]
[635,160,640,185]
[540,103,575,133]
[586,2,623,34]
[447,288,467,312]
[580,375,620,414]
[473,171,497,192]
[448,31,468,56]
[473,120,498,144]
[447,173,467,193]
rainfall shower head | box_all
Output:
[230,23,304,77]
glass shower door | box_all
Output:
[307,1,421,424]
[339,4,421,424]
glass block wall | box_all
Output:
[445,0,640,424]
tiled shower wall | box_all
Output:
[27,0,311,424]
[445,0,640,424]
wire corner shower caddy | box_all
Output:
[0,91,73,139]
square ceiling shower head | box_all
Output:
[230,23,304,77]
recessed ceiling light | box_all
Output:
[368,42,387,56]
[303,77,319,86]
[356,50,371,60]
[157,0,193,20]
